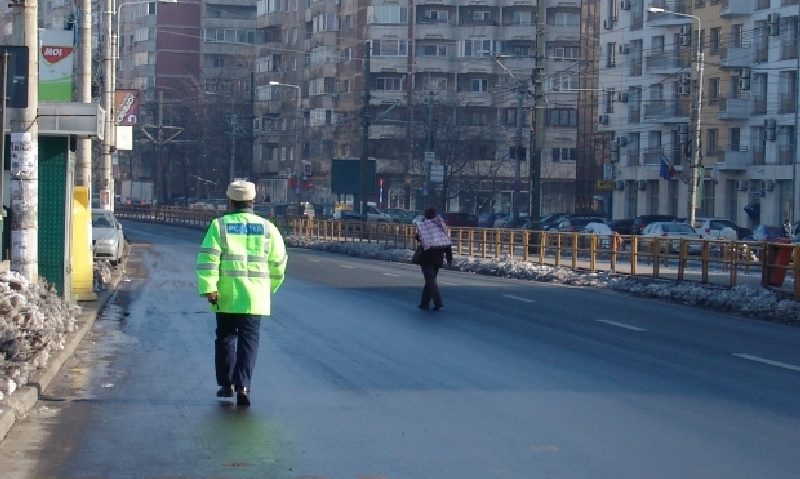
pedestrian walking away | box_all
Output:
[415,207,453,311]
[196,180,288,406]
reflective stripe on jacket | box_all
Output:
[196,210,287,315]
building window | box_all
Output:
[463,39,493,57]
[710,27,721,53]
[547,109,577,126]
[708,78,719,104]
[368,6,408,24]
[606,42,616,67]
[376,77,404,90]
[707,128,719,156]
[470,79,489,91]
[550,74,578,91]
[552,147,576,162]
[422,9,448,23]
[511,10,532,25]
[419,44,448,57]
[372,39,409,57]
[551,46,579,60]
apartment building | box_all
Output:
[254,0,581,214]
[599,0,800,228]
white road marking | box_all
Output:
[340,265,357,269]
[440,281,458,286]
[502,294,535,303]
[382,272,400,277]
[732,353,800,372]
[596,320,647,332]
[308,259,321,263]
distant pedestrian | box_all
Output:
[196,180,288,406]
[415,207,453,311]
[784,219,793,237]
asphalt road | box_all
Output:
[1,220,800,478]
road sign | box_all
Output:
[0,46,29,108]
[424,151,435,163]
[430,164,444,183]
[596,179,614,192]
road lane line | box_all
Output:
[732,353,800,372]
[307,259,321,263]
[382,272,400,277]
[502,294,535,303]
[340,265,357,269]
[596,319,647,332]
[440,281,458,286]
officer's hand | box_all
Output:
[205,292,219,304]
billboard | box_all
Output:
[331,159,376,194]
[39,30,74,102]
[115,89,140,125]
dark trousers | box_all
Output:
[215,313,262,392]
[419,264,443,308]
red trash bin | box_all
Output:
[767,238,793,287]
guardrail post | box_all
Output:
[571,233,578,270]
[678,240,687,281]
[589,235,596,271]
[630,236,638,276]
[701,241,709,284]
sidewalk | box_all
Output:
[0,268,122,441]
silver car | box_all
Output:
[92,209,125,265]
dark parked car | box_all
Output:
[607,219,634,236]
[477,212,498,228]
[744,225,789,242]
[630,214,678,235]
[555,216,607,233]
[444,212,479,227]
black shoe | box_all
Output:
[236,388,251,406]
[216,385,234,398]
[418,304,430,310]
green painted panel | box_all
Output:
[38,137,69,295]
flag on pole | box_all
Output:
[659,155,675,180]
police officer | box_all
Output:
[196,181,288,406]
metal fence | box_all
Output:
[114,206,800,298]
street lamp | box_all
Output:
[648,7,703,225]
[268,81,303,204]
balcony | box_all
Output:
[720,0,751,16]
[645,51,690,73]
[498,24,536,41]
[642,99,690,123]
[718,149,749,171]
[457,91,492,106]
[458,56,494,73]
[414,56,452,71]
[647,1,692,26]
[369,123,406,139]
[414,23,455,40]
[718,96,750,119]
[779,145,796,165]
[719,43,752,68]
[371,56,409,73]
[546,24,579,42]
[370,90,407,105]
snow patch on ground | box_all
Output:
[287,236,800,324]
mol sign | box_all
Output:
[39,30,74,102]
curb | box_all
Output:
[0,268,123,441]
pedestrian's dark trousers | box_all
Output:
[215,313,262,392]
[419,264,442,308]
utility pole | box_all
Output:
[0,52,7,260]
[76,0,92,189]
[9,0,39,280]
[513,81,524,226]
[530,0,546,220]
[229,96,236,184]
[426,90,434,208]
[358,41,371,215]
[100,0,114,211]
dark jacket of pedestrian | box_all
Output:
[414,208,452,311]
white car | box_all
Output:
[641,221,703,254]
[692,217,738,241]
[92,209,125,265]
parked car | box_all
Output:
[691,217,738,241]
[641,221,703,254]
[607,219,634,236]
[554,216,606,233]
[630,214,678,235]
[477,212,498,228]
[385,208,415,224]
[444,212,479,227]
[91,209,125,265]
[332,209,367,221]
[745,225,789,242]
[494,213,529,228]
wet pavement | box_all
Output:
[1,221,800,478]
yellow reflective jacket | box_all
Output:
[196,210,287,315]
